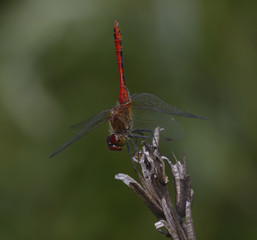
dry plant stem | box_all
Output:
[115,127,196,240]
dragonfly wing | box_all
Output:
[49,108,111,158]
[131,93,206,119]
[131,107,184,141]
[70,116,105,130]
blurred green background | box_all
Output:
[0,0,256,239]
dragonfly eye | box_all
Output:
[106,134,125,151]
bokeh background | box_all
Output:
[0,0,256,239]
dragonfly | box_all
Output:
[49,20,205,158]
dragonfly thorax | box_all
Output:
[108,102,132,134]
[107,102,132,151]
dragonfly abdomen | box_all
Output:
[113,20,130,104]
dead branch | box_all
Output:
[115,127,196,240]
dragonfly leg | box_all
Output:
[132,129,154,136]
[132,129,159,149]
[130,134,152,140]
[126,139,141,174]
[126,141,135,163]
[131,130,143,145]
[129,134,153,147]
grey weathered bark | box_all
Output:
[115,127,196,240]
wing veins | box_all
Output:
[131,93,206,119]
[49,108,111,158]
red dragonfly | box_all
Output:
[50,20,205,158]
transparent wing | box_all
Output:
[70,117,101,130]
[131,93,206,119]
[131,107,184,141]
[49,108,111,158]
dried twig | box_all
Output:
[115,127,196,240]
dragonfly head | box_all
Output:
[106,133,126,151]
